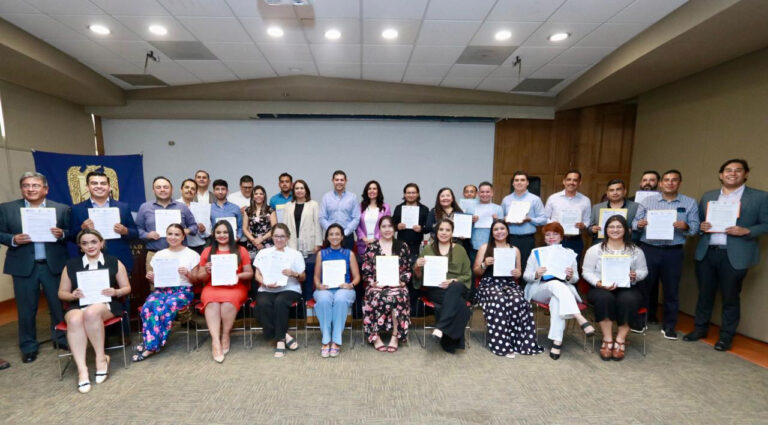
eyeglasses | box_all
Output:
[21,183,44,189]
[272,235,287,239]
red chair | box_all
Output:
[419,295,473,349]
[303,298,354,348]
[248,297,302,348]
[54,315,128,380]
[532,278,594,352]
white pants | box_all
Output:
[529,281,581,341]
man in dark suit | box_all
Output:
[684,159,768,351]
[0,172,70,363]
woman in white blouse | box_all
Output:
[582,215,647,361]
[356,180,391,256]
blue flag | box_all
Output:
[32,150,146,211]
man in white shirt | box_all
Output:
[227,175,254,210]
[544,169,591,262]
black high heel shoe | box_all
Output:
[549,342,562,360]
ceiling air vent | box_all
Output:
[456,46,517,65]
[512,78,563,92]
[111,74,168,87]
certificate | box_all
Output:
[211,254,238,286]
[601,255,632,288]
[474,204,494,229]
[322,259,347,289]
[504,201,530,224]
[216,216,238,233]
[459,198,477,213]
[634,191,660,205]
[423,255,448,287]
[20,207,57,242]
[258,250,290,287]
[493,247,517,277]
[597,208,628,239]
[646,210,676,240]
[76,269,111,306]
[452,213,473,239]
[88,207,121,240]
[155,209,181,237]
[188,202,211,234]
[705,201,740,233]
[275,204,286,223]
[534,245,576,281]
[376,256,400,287]
[558,209,581,235]
[401,205,420,229]
[152,257,180,288]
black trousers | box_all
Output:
[694,247,748,341]
[509,234,535,286]
[638,243,683,330]
[425,283,470,351]
[13,262,67,353]
[587,286,642,327]
[256,291,301,341]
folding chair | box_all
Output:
[303,298,355,349]
[54,314,128,380]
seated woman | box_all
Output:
[253,223,306,358]
[356,180,391,256]
[523,222,595,360]
[413,218,471,353]
[133,223,200,362]
[243,185,277,260]
[313,224,361,358]
[582,215,648,361]
[361,216,411,352]
[57,229,131,393]
[196,220,253,363]
[473,219,543,358]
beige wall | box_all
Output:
[0,80,96,301]
[631,47,768,342]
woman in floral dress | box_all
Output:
[243,185,277,259]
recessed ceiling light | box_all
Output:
[148,25,167,36]
[495,30,512,41]
[381,28,398,40]
[88,24,110,35]
[548,32,570,42]
[267,26,284,38]
[324,29,341,40]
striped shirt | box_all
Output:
[632,193,699,246]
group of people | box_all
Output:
[0,158,765,393]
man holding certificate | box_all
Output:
[685,159,768,351]
[210,179,243,239]
[589,179,638,245]
[501,171,547,273]
[465,182,503,269]
[544,170,591,263]
[632,170,699,340]
[0,171,70,363]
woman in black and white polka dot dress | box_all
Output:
[473,220,543,358]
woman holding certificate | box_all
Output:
[523,223,594,360]
[424,188,472,253]
[360,216,411,352]
[133,223,200,362]
[473,220,542,358]
[313,224,361,358]
[197,220,253,363]
[57,229,131,393]
[243,185,277,259]
[582,216,647,361]
[355,180,391,256]
[253,224,305,358]
[413,218,471,353]
[392,183,429,262]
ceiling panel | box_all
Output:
[113,15,197,41]
[80,58,144,74]
[2,13,88,40]
[177,59,237,82]
[424,0,497,21]
[316,62,361,79]
[521,22,601,48]
[310,43,361,63]
[50,14,143,41]
[25,0,102,15]
[575,22,646,47]
[409,45,465,64]
[90,0,170,16]
[610,0,688,23]
[302,19,361,44]
[362,0,428,20]
[204,42,266,62]
[223,60,276,79]
[362,62,407,82]
[441,76,483,89]
[240,18,306,44]
[503,46,566,67]
[476,77,517,92]
[550,46,613,65]
[225,0,297,19]
[470,21,541,46]
[361,19,421,44]
[416,20,483,45]
[97,40,174,63]
[548,0,635,23]
[0,1,39,14]
[403,63,452,79]
[46,38,125,61]
[176,17,251,42]
[311,0,360,19]
[157,0,233,17]
[271,61,318,76]
[531,63,589,79]
[487,0,565,22]
[363,44,412,63]
[445,64,496,78]
[258,43,313,62]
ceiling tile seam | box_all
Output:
[459,0,504,91]
[398,0,431,84]
[297,3,320,78]
[149,0,203,84]
[224,1,280,80]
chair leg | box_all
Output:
[421,300,427,349]
[120,317,128,369]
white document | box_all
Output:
[76,269,111,306]
[216,216,238,233]
[423,255,448,287]
[322,259,347,289]
[401,205,420,228]
[258,250,290,287]
[152,257,181,288]
[597,208,628,239]
[376,256,400,287]
[211,254,238,286]
[534,245,576,281]
[601,255,632,288]
[706,201,740,233]
[474,204,494,229]
[155,209,182,237]
[558,209,581,235]
[188,202,211,234]
[635,191,660,205]
[88,207,121,240]
[20,207,57,242]
[459,198,477,213]
[646,210,676,240]
[505,201,530,224]
[275,204,286,223]
[452,213,473,239]
[493,248,517,277]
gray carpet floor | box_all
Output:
[0,311,766,425]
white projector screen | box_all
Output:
[102,119,495,208]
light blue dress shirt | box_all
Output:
[501,191,547,235]
[465,201,504,250]
[632,193,700,246]
[319,190,360,237]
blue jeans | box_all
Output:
[313,288,355,345]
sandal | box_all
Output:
[285,336,299,351]
[321,346,330,358]
[132,345,154,362]
[373,338,387,352]
[612,340,626,361]
[274,347,286,358]
[505,353,516,359]
[549,342,562,360]
[600,340,614,361]
[329,346,340,357]
[386,341,399,353]
[580,321,596,337]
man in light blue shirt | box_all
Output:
[466,182,503,257]
[319,170,360,250]
[210,179,243,239]
[268,172,293,210]
[501,171,547,270]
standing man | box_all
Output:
[632,169,699,340]
[269,173,293,210]
[684,159,768,351]
[177,178,208,253]
[630,170,660,201]
[463,185,477,200]
[227,175,254,209]
[193,170,213,204]
[501,171,547,270]
[466,182,503,267]
[319,170,360,250]
[589,179,639,245]
[210,179,243,239]
[0,172,70,363]
[136,176,198,271]
[544,170,591,262]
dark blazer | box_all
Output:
[70,199,138,272]
[0,198,70,277]
[695,186,768,270]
